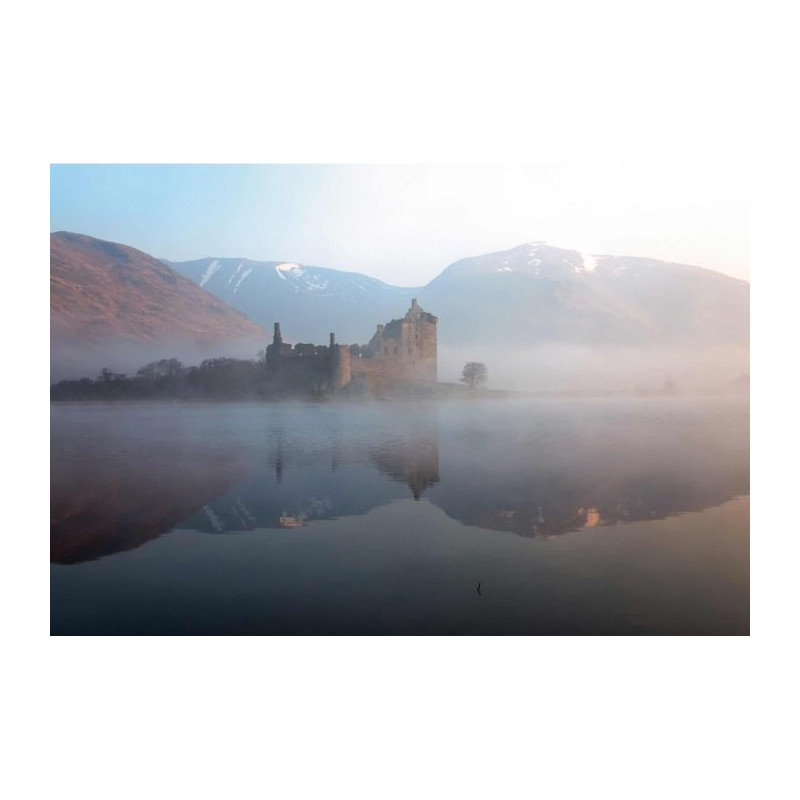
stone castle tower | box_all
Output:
[359,298,438,385]
[265,299,437,393]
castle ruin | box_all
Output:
[265,299,438,395]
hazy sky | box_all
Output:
[50,164,749,286]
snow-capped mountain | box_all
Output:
[427,241,600,280]
[167,257,414,343]
[170,242,749,349]
[419,242,749,347]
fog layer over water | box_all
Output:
[51,398,749,634]
[438,344,750,393]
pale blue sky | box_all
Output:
[50,164,749,286]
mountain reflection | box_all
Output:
[51,401,749,563]
[433,404,749,538]
[50,444,251,563]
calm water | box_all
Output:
[51,398,749,635]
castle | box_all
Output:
[265,299,438,395]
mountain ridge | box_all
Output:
[165,241,749,291]
[167,240,749,349]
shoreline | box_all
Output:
[50,385,750,404]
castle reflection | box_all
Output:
[51,401,749,563]
[372,435,440,500]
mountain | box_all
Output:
[419,242,749,347]
[167,257,414,344]
[51,232,267,379]
[170,242,749,350]
[52,232,749,385]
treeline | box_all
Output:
[50,356,324,401]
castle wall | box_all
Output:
[265,299,437,395]
[263,353,332,395]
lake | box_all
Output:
[50,397,749,635]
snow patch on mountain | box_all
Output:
[275,263,302,281]
[199,259,221,288]
[303,274,330,291]
[274,263,332,292]
[228,262,247,285]
[233,267,253,294]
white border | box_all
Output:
[6,1,787,798]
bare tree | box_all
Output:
[98,367,128,383]
[460,362,488,390]
[137,358,183,380]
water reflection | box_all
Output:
[373,434,440,500]
[50,441,250,564]
[51,400,749,563]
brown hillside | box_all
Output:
[51,232,266,345]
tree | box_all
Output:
[460,362,488,390]
[98,367,128,383]
[137,358,183,380]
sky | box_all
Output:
[50,164,749,286]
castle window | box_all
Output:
[384,347,389,354]
[394,347,398,355]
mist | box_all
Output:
[50,335,264,384]
[51,335,749,397]
[438,343,749,394]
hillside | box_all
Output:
[51,232,267,379]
